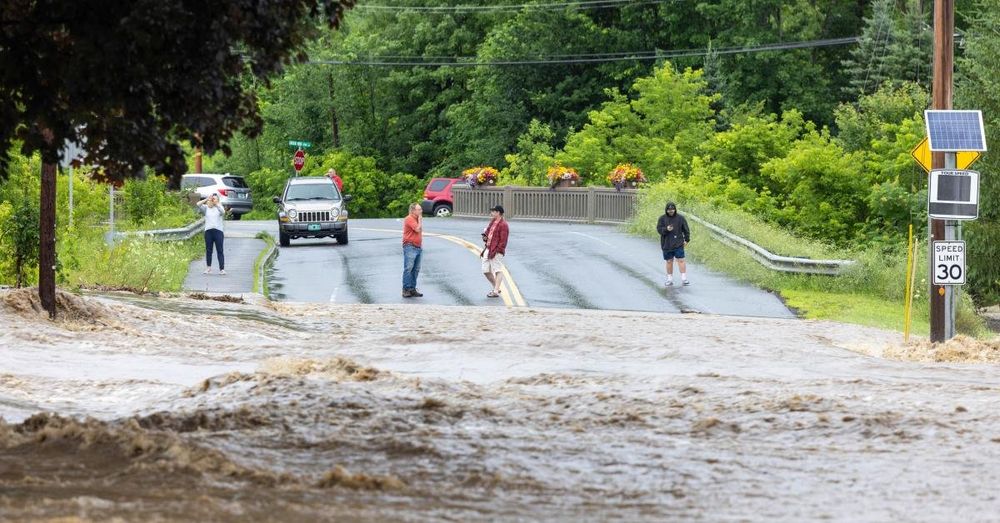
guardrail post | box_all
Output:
[587,186,596,224]
[503,186,514,218]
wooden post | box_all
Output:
[39,161,57,318]
[929,0,953,342]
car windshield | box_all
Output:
[285,183,341,201]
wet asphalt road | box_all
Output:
[224,218,792,318]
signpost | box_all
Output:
[932,241,966,286]
[288,140,312,149]
[59,138,85,228]
[292,149,306,174]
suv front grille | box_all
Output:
[294,211,331,222]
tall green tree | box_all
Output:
[697,0,864,126]
[556,62,718,183]
[842,0,932,98]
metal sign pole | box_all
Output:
[68,165,74,228]
[943,152,957,339]
[108,185,115,246]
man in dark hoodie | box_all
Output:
[656,202,690,286]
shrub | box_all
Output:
[0,198,40,287]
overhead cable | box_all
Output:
[309,36,860,67]
[353,0,667,12]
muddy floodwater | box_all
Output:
[2,289,1000,521]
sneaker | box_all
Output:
[402,289,413,298]
[410,289,423,297]
[682,279,690,286]
[219,270,226,275]
[203,268,211,274]
[665,280,673,287]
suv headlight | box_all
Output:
[331,208,340,217]
[287,209,297,219]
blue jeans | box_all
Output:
[402,244,422,290]
[205,228,225,269]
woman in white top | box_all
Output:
[197,193,227,275]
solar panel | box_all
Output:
[925,110,987,152]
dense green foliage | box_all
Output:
[211,0,876,180]
[957,0,1000,305]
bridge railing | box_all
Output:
[452,184,854,276]
[452,185,636,224]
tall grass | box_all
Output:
[58,227,203,292]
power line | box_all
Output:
[352,0,667,12]
[309,36,860,67]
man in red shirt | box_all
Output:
[402,202,423,298]
[482,205,509,298]
[326,168,344,192]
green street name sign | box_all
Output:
[288,140,312,148]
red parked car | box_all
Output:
[420,177,464,217]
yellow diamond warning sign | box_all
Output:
[911,137,981,173]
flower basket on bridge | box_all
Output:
[607,163,645,191]
[546,165,580,190]
[462,166,498,188]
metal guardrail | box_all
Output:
[453,185,637,224]
[115,218,205,242]
[257,238,279,296]
[685,213,855,276]
[452,184,855,275]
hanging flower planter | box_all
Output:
[462,166,499,187]
[546,165,580,190]
[607,163,646,191]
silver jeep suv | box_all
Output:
[274,177,351,246]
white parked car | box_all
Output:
[180,173,253,219]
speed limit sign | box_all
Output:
[933,241,966,285]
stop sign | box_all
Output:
[293,149,306,172]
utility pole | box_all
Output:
[930,0,954,342]
[194,147,203,173]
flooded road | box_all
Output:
[2,288,1000,521]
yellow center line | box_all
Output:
[356,227,527,308]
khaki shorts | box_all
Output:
[481,253,504,274]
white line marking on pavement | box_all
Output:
[569,231,615,247]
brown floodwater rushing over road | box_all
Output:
[1,288,1000,521]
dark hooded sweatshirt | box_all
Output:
[656,203,690,251]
